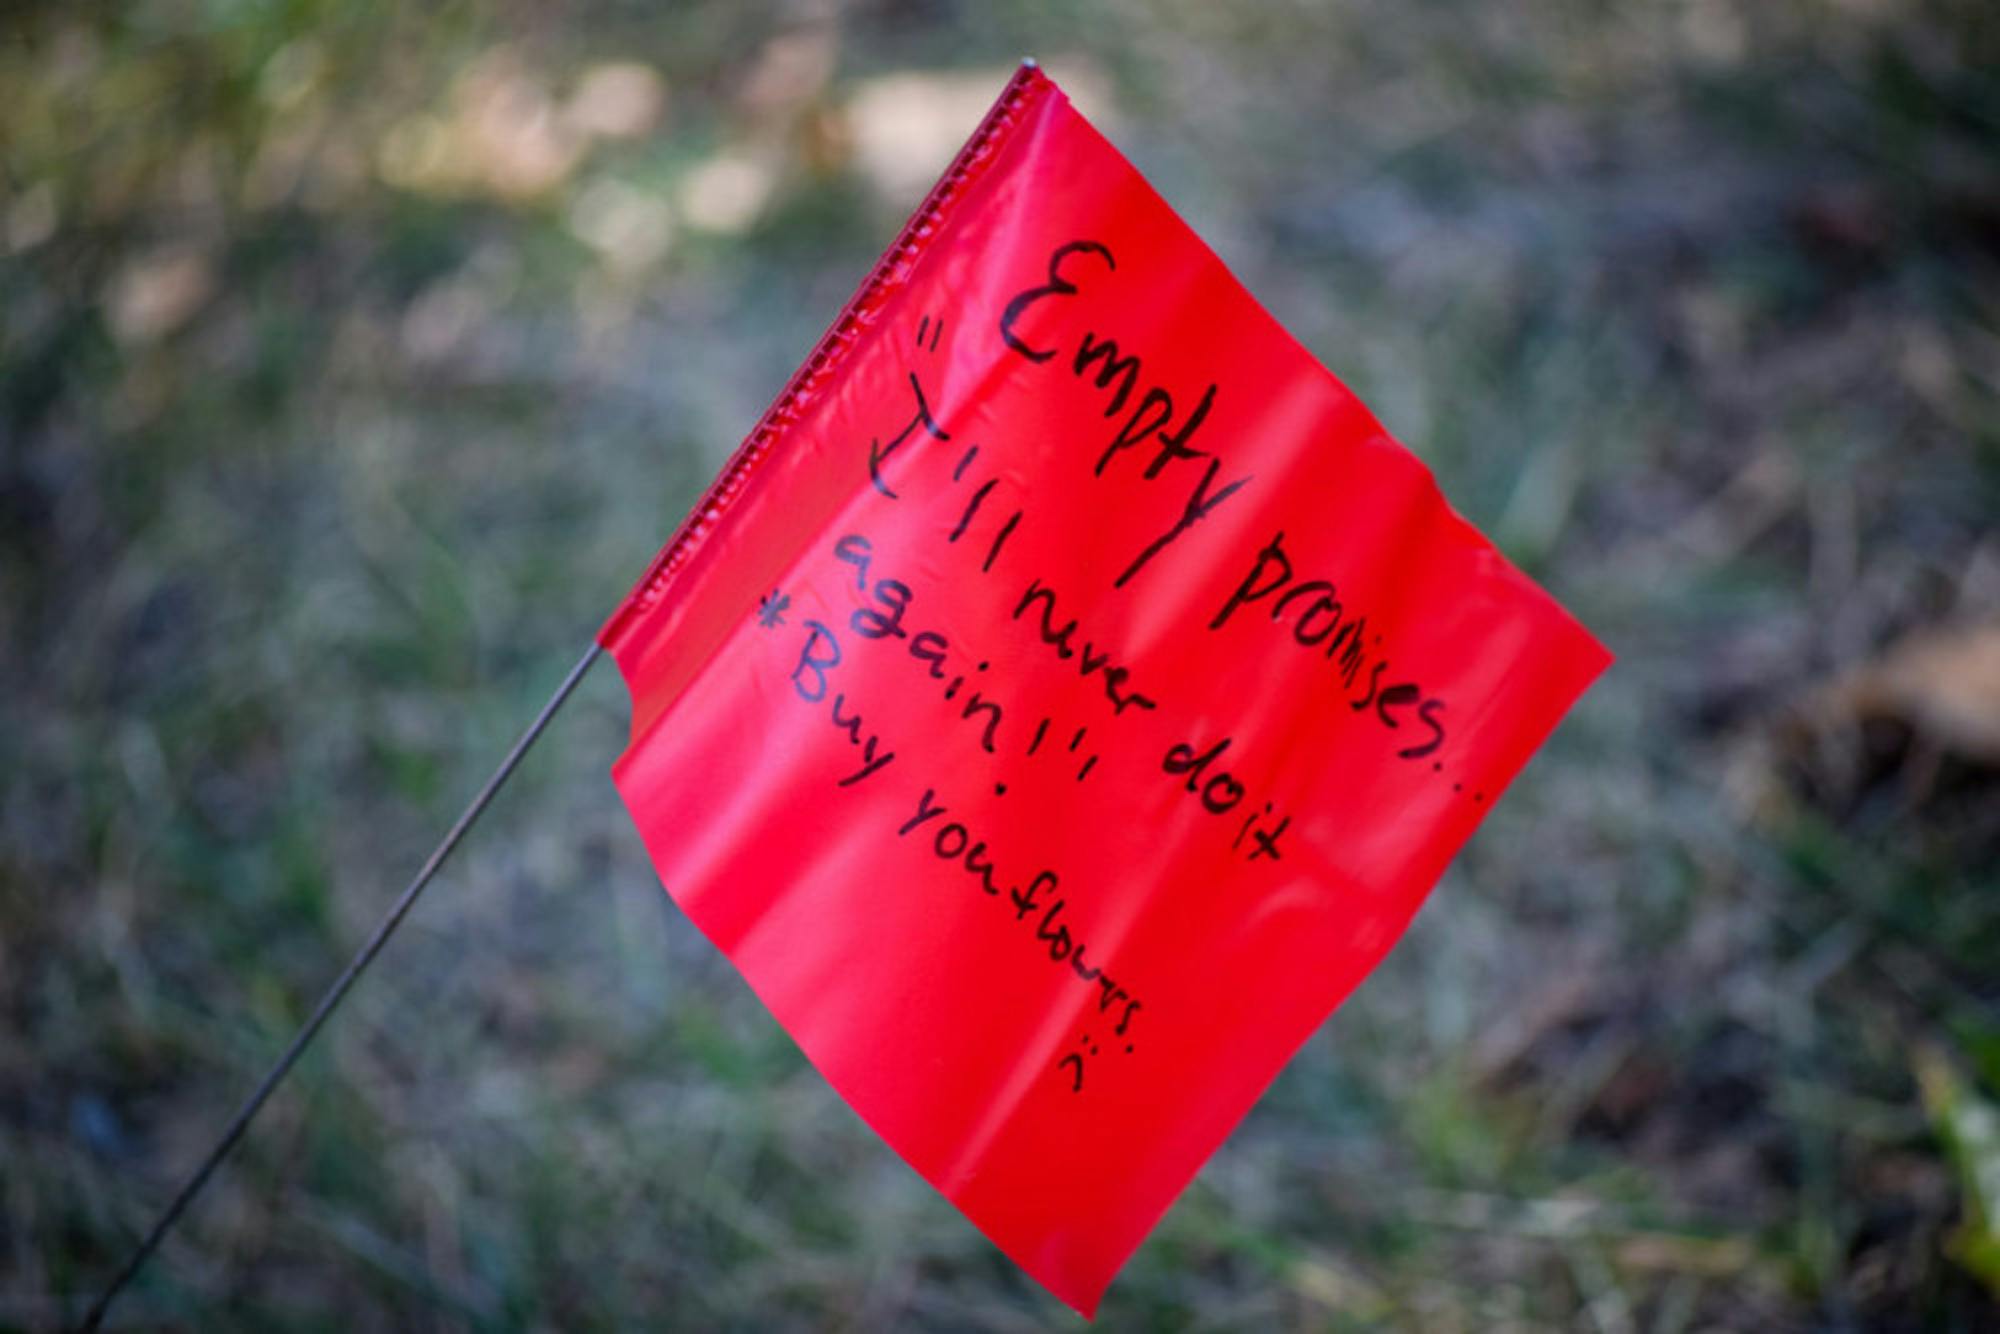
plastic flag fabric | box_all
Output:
[598,63,1611,1315]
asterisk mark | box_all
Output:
[756,589,791,629]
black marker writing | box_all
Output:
[996,240,1254,589]
[1209,530,1449,763]
[1012,578,1159,716]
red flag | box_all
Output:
[599,63,1609,1315]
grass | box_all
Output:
[4,0,1999,1327]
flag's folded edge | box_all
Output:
[597,61,1051,694]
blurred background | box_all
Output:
[4,1,1998,1328]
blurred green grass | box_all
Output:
[5,0,2000,1328]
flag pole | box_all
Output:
[79,643,604,1331]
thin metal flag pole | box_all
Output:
[80,643,604,1331]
